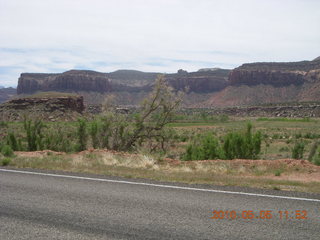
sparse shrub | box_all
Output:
[1,157,11,166]
[279,146,289,152]
[304,133,319,139]
[43,126,74,152]
[0,121,8,128]
[308,141,319,161]
[274,169,283,176]
[90,120,99,149]
[178,131,189,142]
[6,132,20,151]
[24,118,45,151]
[219,114,229,122]
[1,145,14,157]
[200,112,209,122]
[310,145,320,166]
[292,141,305,159]
[76,118,88,152]
[272,133,280,139]
[286,139,293,144]
[312,155,320,166]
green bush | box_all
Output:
[1,157,11,166]
[274,169,283,176]
[292,141,305,159]
[183,133,223,161]
[183,123,262,161]
[1,145,14,157]
[223,123,261,160]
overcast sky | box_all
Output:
[0,0,319,87]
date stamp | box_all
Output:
[210,210,308,220]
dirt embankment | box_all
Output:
[14,149,320,184]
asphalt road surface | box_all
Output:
[0,168,319,240]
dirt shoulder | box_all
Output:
[4,149,320,193]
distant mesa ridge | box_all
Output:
[17,68,231,95]
[228,58,320,87]
[6,56,320,106]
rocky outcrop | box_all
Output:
[188,102,320,118]
[0,95,84,121]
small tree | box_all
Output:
[123,75,184,150]
[98,75,184,151]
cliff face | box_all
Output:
[229,59,320,87]
[17,69,230,96]
[228,70,305,86]
[15,57,320,107]
[17,71,113,94]
[203,58,320,107]
[165,69,229,93]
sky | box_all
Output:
[0,0,319,87]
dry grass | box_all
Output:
[5,149,320,194]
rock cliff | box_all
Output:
[16,68,230,96]
[14,56,320,107]
[165,69,229,93]
[203,57,320,107]
[229,58,320,86]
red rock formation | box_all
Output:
[228,58,320,87]
[17,69,230,95]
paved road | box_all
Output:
[0,168,319,239]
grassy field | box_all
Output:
[1,117,320,160]
[169,117,320,160]
[1,116,320,193]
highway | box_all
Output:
[0,168,319,239]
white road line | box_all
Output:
[1,168,320,202]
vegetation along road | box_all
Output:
[0,168,319,239]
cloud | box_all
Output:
[0,0,319,86]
